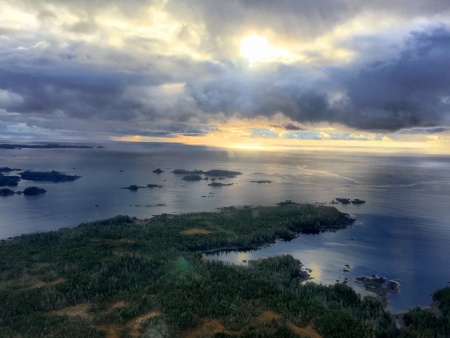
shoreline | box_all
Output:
[1,203,449,336]
[0,204,440,317]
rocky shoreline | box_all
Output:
[355,275,400,306]
[334,197,366,205]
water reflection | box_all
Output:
[307,262,322,281]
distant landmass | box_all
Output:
[0,144,99,149]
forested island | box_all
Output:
[1,169,80,187]
[122,184,163,191]
[0,171,21,187]
[0,186,46,196]
[19,170,81,182]
[173,169,242,178]
[0,203,448,337]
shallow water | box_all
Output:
[1,142,449,313]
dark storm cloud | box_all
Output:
[0,64,138,120]
[335,25,450,131]
[0,39,225,124]
[184,25,450,131]
[186,76,337,125]
[184,62,329,119]
[0,40,222,138]
[2,24,449,135]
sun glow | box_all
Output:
[240,34,291,64]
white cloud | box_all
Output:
[0,89,23,107]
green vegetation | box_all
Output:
[399,287,450,338]
[0,204,448,337]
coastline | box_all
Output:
[0,203,449,336]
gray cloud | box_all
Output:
[398,127,449,134]
[336,25,450,130]
[173,0,450,37]
[166,0,450,60]
[1,1,450,140]
[284,123,303,131]
[169,0,351,41]
[182,25,450,131]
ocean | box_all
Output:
[1,142,450,313]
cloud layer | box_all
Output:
[1,0,450,142]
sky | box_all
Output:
[1,0,450,153]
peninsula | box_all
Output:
[0,204,448,337]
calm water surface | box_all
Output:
[1,142,449,313]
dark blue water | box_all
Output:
[1,142,449,313]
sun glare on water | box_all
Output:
[240,34,291,65]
